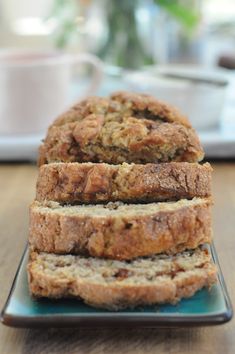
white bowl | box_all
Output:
[124,65,229,131]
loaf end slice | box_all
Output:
[28,247,217,310]
[38,91,204,165]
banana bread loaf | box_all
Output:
[36,162,212,204]
[29,198,212,260]
[28,247,217,310]
[38,91,204,166]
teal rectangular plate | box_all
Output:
[1,244,233,328]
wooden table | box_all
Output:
[0,162,234,354]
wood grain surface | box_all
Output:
[0,162,234,354]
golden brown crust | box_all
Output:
[38,92,204,166]
[29,198,212,260]
[111,91,191,127]
[27,248,217,310]
[36,162,212,204]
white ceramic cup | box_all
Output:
[0,49,103,135]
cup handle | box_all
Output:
[71,53,103,98]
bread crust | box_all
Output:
[29,198,212,260]
[36,162,212,204]
[27,248,217,310]
[38,92,204,166]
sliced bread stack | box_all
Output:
[28,91,217,310]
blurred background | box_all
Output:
[1,0,235,160]
[1,0,235,66]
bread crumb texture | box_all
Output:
[28,247,217,310]
[29,198,212,260]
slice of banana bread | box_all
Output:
[28,247,217,310]
[36,162,212,204]
[29,198,212,260]
[38,91,204,166]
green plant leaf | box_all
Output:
[156,0,199,29]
